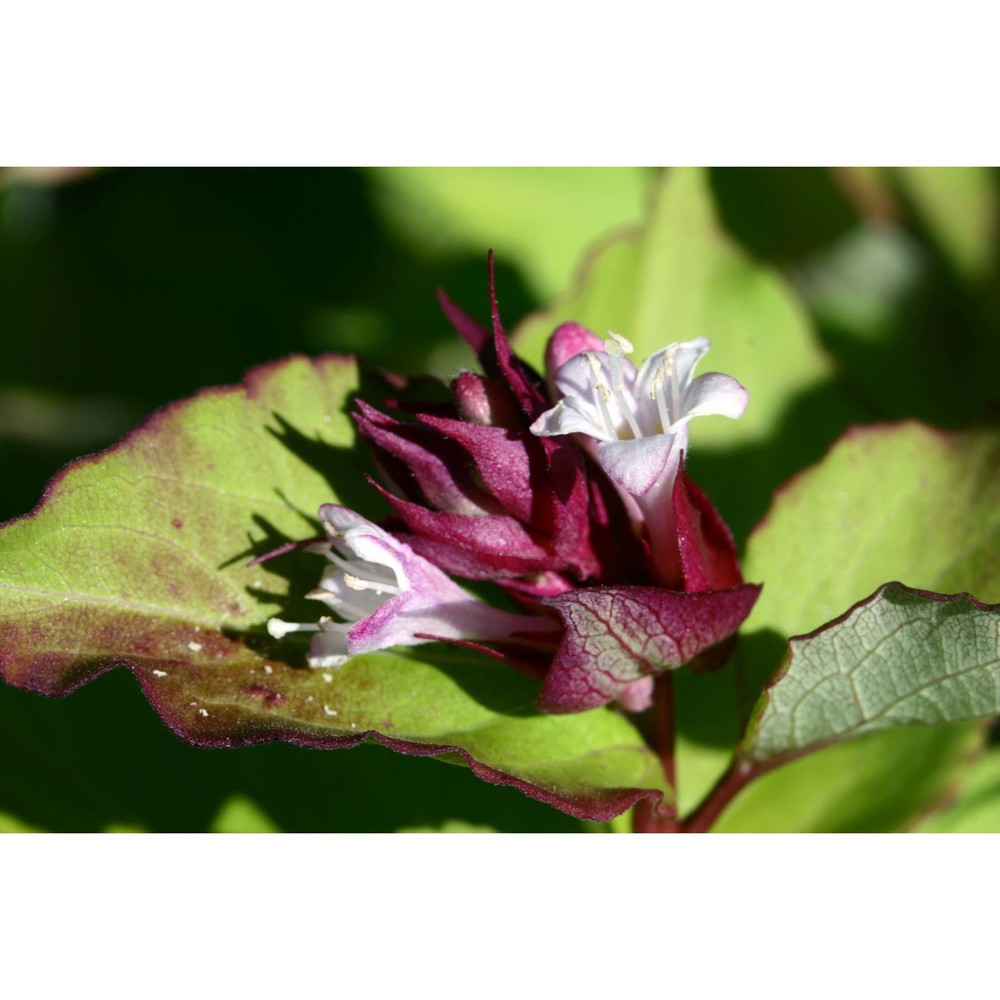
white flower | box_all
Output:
[531,333,747,496]
[531,330,748,585]
[267,504,550,668]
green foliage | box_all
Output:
[918,745,1000,832]
[368,167,653,301]
[2,168,998,832]
[675,424,1000,829]
[744,584,1000,764]
[515,167,838,452]
[0,355,667,823]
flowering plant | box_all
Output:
[0,167,997,834]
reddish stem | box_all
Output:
[633,673,680,833]
[654,672,677,793]
[679,757,762,833]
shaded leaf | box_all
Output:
[0,355,667,821]
[0,667,588,832]
[742,583,1000,766]
[396,819,497,833]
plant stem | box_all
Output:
[678,757,762,833]
[654,671,677,793]
[633,673,680,833]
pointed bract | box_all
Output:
[354,263,601,586]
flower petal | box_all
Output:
[596,435,679,496]
[530,396,609,441]
[308,629,351,669]
[678,372,749,423]
[633,337,711,401]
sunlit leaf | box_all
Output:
[894,167,998,282]
[0,355,667,822]
[713,723,982,833]
[368,167,653,300]
[917,744,1000,833]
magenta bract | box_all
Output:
[348,254,758,715]
[539,584,762,712]
[355,254,600,589]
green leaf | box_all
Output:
[714,723,983,833]
[0,810,41,833]
[894,167,998,282]
[396,819,497,833]
[514,166,841,455]
[743,424,1000,627]
[209,794,281,834]
[742,584,1000,765]
[367,167,654,301]
[917,744,1000,832]
[512,166,868,546]
[0,355,667,822]
[676,423,1000,830]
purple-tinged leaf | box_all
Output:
[539,584,761,712]
[0,354,671,821]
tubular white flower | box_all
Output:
[531,332,747,584]
[267,504,551,668]
[531,335,747,496]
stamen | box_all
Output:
[326,550,392,583]
[267,618,320,639]
[650,355,673,433]
[606,330,634,354]
[309,584,387,621]
[666,345,682,422]
[343,572,400,596]
[604,339,642,439]
[585,352,618,438]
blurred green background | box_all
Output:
[1,167,998,832]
